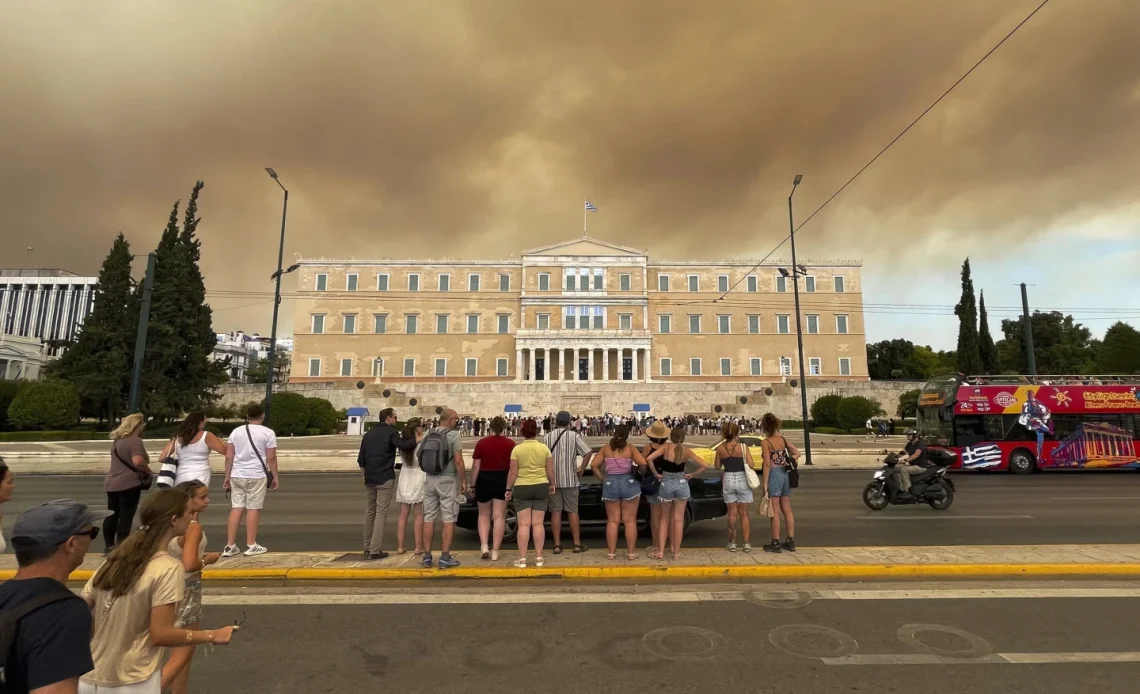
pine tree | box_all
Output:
[954,258,983,375]
[977,290,1002,374]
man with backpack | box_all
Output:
[419,408,467,569]
[0,499,110,694]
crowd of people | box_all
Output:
[433,412,768,438]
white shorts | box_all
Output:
[230,477,267,510]
[174,467,211,488]
[80,671,160,694]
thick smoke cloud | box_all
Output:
[1,1,1137,333]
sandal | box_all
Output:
[535,557,545,567]
[396,547,406,555]
[607,553,617,560]
[552,546,563,555]
[649,551,665,560]
[626,553,639,561]
[512,557,527,568]
[573,544,588,553]
[490,550,500,561]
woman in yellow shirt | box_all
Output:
[506,419,555,568]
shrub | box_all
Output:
[306,397,339,435]
[266,392,310,436]
[835,395,885,430]
[897,389,921,418]
[7,380,81,431]
[0,381,25,430]
[305,427,322,436]
[810,394,843,429]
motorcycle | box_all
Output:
[862,448,956,511]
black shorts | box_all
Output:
[475,470,509,503]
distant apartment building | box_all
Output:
[0,269,98,355]
[212,331,292,383]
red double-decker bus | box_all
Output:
[916,374,1140,474]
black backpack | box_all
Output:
[1,587,82,689]
[417,430,450,476]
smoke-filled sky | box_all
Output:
[3,0,1138,349]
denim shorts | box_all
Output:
[657,472,691,501]
[767,465,792,498]
[602,472,641,501]
[722,471,754,504]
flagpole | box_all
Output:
[583,196,588,238]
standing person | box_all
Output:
[639,421,670,555]
[0,456,12,553]
[394,417,426,555]
[645,427,709,560]
[221,404,278,558]
[420,408,467,569]
[0,499,109,694]
[591,425,647,560]
[105,413,152,554]
[866,418,874,437]
[715,422,754,552]
[357,408,417,559]
[80,489,238,694]
[471,416,515,560]
[160,481,220,694]
[159,412,226,487]
[505,419,554,568]
[760,413,799,553]
[543,410,594,555]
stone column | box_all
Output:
[529,348,538,382]
[550,347,558,381]
[516,347,524,382]
[587,347,595,382]
[631,348,640,381]
[644,344,652,382]
[602,348,610,381]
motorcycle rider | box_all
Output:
[892,428,929,498]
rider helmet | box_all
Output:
[905,428,918,437]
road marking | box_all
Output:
[854,515,1035,520]
[831,588,1140,600]
[823,652,1140,665]
[1049,497,1140,500]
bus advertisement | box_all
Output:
[916,374,1140,474]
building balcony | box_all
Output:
[514,328,651,341]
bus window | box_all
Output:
[1003,414,1038,442]
[954,415,987,447]
[1051,414,1082,440]
[984,415,1004,440]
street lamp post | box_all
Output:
[263,168,289,422]
[788,174,813,465]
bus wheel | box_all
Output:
[1008,449,1036,475]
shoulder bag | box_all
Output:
[156,438,180,489]
[743,442,761,490]
[245,424,275,487]
[113,443,154,491]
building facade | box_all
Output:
[289,237,868,385]
[0,269,98,355]
[212,331,292,383]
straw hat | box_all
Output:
[645,421,670,439]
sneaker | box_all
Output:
[365,551,389,560]
[782,538,797,552]
[726,542,738,553]
[763,540,782,554]
[742,543,753,553]
[221,544,241,559]
[438,554,461,569]
[244,543,267,556]
[422,553,433,568]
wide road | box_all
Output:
[5,471,1138,551]
[184,582,1140,693]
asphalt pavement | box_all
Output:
[4,471,1138,552]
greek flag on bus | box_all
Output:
[585,199,598,211]
[960,443,1002,469]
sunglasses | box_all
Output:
[74,528,100,540]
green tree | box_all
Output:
[266,392,310,435]
[897,389,921,418]
[47,234,139,422]
[997,311,1096,375]
[1096,322,1140,374]
[245,358,270,384]
[954,259,982,375]
[809,394,843,428]
[866,339,919,380]
[7,381,81,430]
[977,291,1002,374]
[307,398,339,434]
[0,381,25,430]
[836,396,885,430]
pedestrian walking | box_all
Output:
[866,418,873,437]
[714,422,754,552]
[591,425,647,560]
[639,421,670,555]
[357,407,417,559]
[0,499,109,693]
[394,417,426,555]
[105,413,153,554]
[544,410,594,555]
[159,412,226,488]
[0,456,12,552]
[471,416,514,560]
[645,427,709,560]
[420,408,467,569]
[160,481,220,694]
[81,489,238,693]
[761,413,799,553]
[506,419,554,568]
[222,404,278,558]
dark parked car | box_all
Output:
[457,448,728,543]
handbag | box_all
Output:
[155,438,179,489]
[245,423,275,487]
[758,494,774,518]
[113,444,153,491]
[787,456,800,489]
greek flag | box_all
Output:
[585,199,598,211]
[960,443,1002,469]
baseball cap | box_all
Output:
[556,411,572,426]
[10,499,113,547]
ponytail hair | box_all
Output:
[670,427,687,465]
[401,418,422,465]
[609,425,630,451]
[92,489,190,597]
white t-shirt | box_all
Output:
[227,423,277,479]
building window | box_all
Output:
[340,358,352,376]
[537,313,550,330]
[836,314,849,334]
[565,268,576,291]
[499,274,510,292]
[658,274,670,292]
[372,358,384,377]
[593,268,604,290]
[497,314,509,334]
[466,314,479,334]
[377,274,389,291]
[720,358,731,376]
[408,274,420,292]
[809,357,822,375]
[564,306,575,330]
[805,276,816,293]
[438,274,450,292]
[346,274,358,291]
[343,314,357,334]
[465,358,477,377]
[403,358,415,377]
[748,315,760,334]
[834,276,845,293]
[374,314,387,334]
[436,315,448,334]
[747,275,757,293]
[434,358,447,377]
[688,315,701,334]
[592,306,604,329]
[806,314,819,334]
[405,315,418,334]
[777,315,790,334]
[750,358,762,376]
[839,357,852,376]
[315,274,328,291]
[468,274,480,292]
[776,275,787,293]
[659,315,671,333]
[308,358,321,377]
[688,275,699,292]
[579,305,589,330]
[619,313,632,331]
[690,358,702,376]
[660,358,672,376]
[620,273,631,291]
[496,358,508,377]
[718,315,730,334]
[311,314,325,334]
[717,275,729,293]
[538,273,550,291]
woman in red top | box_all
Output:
[471,416,515,561]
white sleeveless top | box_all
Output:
[175,433,211,474]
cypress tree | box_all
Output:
[954,258,983,375]
[978,290,1002,374]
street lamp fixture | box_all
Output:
[787,174,813,465]
[270,263,301,281]
[263,168,290,422]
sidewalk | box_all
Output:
[5,544,1139,582]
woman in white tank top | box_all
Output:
[160,412,227,487]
